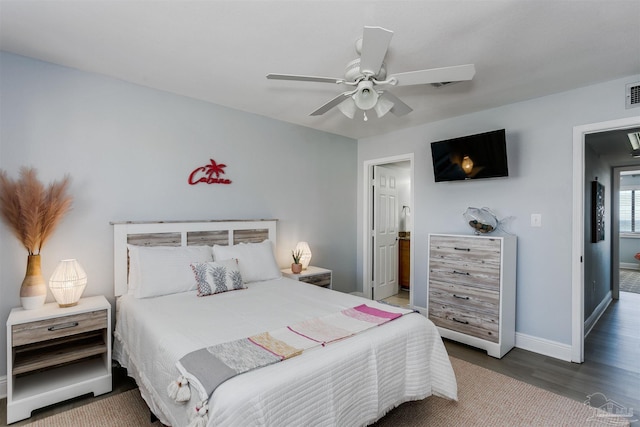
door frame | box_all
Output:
[571,116,640,363]
[362,153,414,304]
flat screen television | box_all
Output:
[430,129,508,182]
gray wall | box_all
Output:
[357,74,640,347]
[620,237,640,265]
[583,144,612,320]
[0,52,357,379]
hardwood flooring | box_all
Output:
[446,290,640,425]
[2,291,638,426]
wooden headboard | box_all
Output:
[111,219,277,296]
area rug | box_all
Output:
[23,357,629,427]
[619,269,640,294]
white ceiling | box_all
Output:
[1,1,639,140]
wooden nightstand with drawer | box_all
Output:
[6,295,112,424]
[281,266,332,289]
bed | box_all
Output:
[111,220,457,427]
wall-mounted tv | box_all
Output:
[430,129,508,182]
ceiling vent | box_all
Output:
[627,82,640,109]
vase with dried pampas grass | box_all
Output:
[0,167,73,310]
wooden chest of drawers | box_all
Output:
[428,234,517,358]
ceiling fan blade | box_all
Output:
[379,91,413,116]
[359,26,393,76]
[310,92,353,116]
[266,73,342,84]
[390,64,476,87]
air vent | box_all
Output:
[627,82,640,109]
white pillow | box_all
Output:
[191,259,246,296]
[212,240,281,283]
[127,244,213,298]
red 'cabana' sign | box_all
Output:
[188,159,232,185]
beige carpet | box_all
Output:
[24,357,628,427]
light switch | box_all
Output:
[531,213,542,227]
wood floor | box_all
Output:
[1,291,638,426]
[446,290,640,424]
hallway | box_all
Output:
[583,290,640,412]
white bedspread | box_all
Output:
[113,277,457,427]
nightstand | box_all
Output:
[6,295,112,423]
[281,266,332,289]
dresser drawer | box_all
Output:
[430,235,501,264]
[429,262,500,291]
[429,281,499,315]
[429,302,499,343]
[12,309,108,347]
[302,272,332,287]
[430,236,501,290]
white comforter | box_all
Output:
[113,277,457,427]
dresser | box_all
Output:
[428,234,516,358]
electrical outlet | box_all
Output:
[531,214,542,227]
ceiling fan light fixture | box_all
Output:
[337,97,357,119]
[373,94,394,118]
[353,81,378,110]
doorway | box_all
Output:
[362,154,414,308]
[572,116,640,363]
[615,168,640,296]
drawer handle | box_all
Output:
[452,317,469,325]
[48,322,79,332]
[454,247,470,252]
[452,270,470,275]
[453,294,470,300]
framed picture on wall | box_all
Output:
[591,180,605,243]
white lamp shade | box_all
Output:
[49,259,87,307]
[373,95,394,118]
[295,242,312,270]
[337,97,357,119]
[353,81,378,110]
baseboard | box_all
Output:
[619,262,638,270]
[350,292,364,297]
[0,375,6,399]
[515,332,572,362]
[584,291,612,338]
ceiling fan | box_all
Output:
[266,26,476,121]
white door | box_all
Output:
[373,165,398,300]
